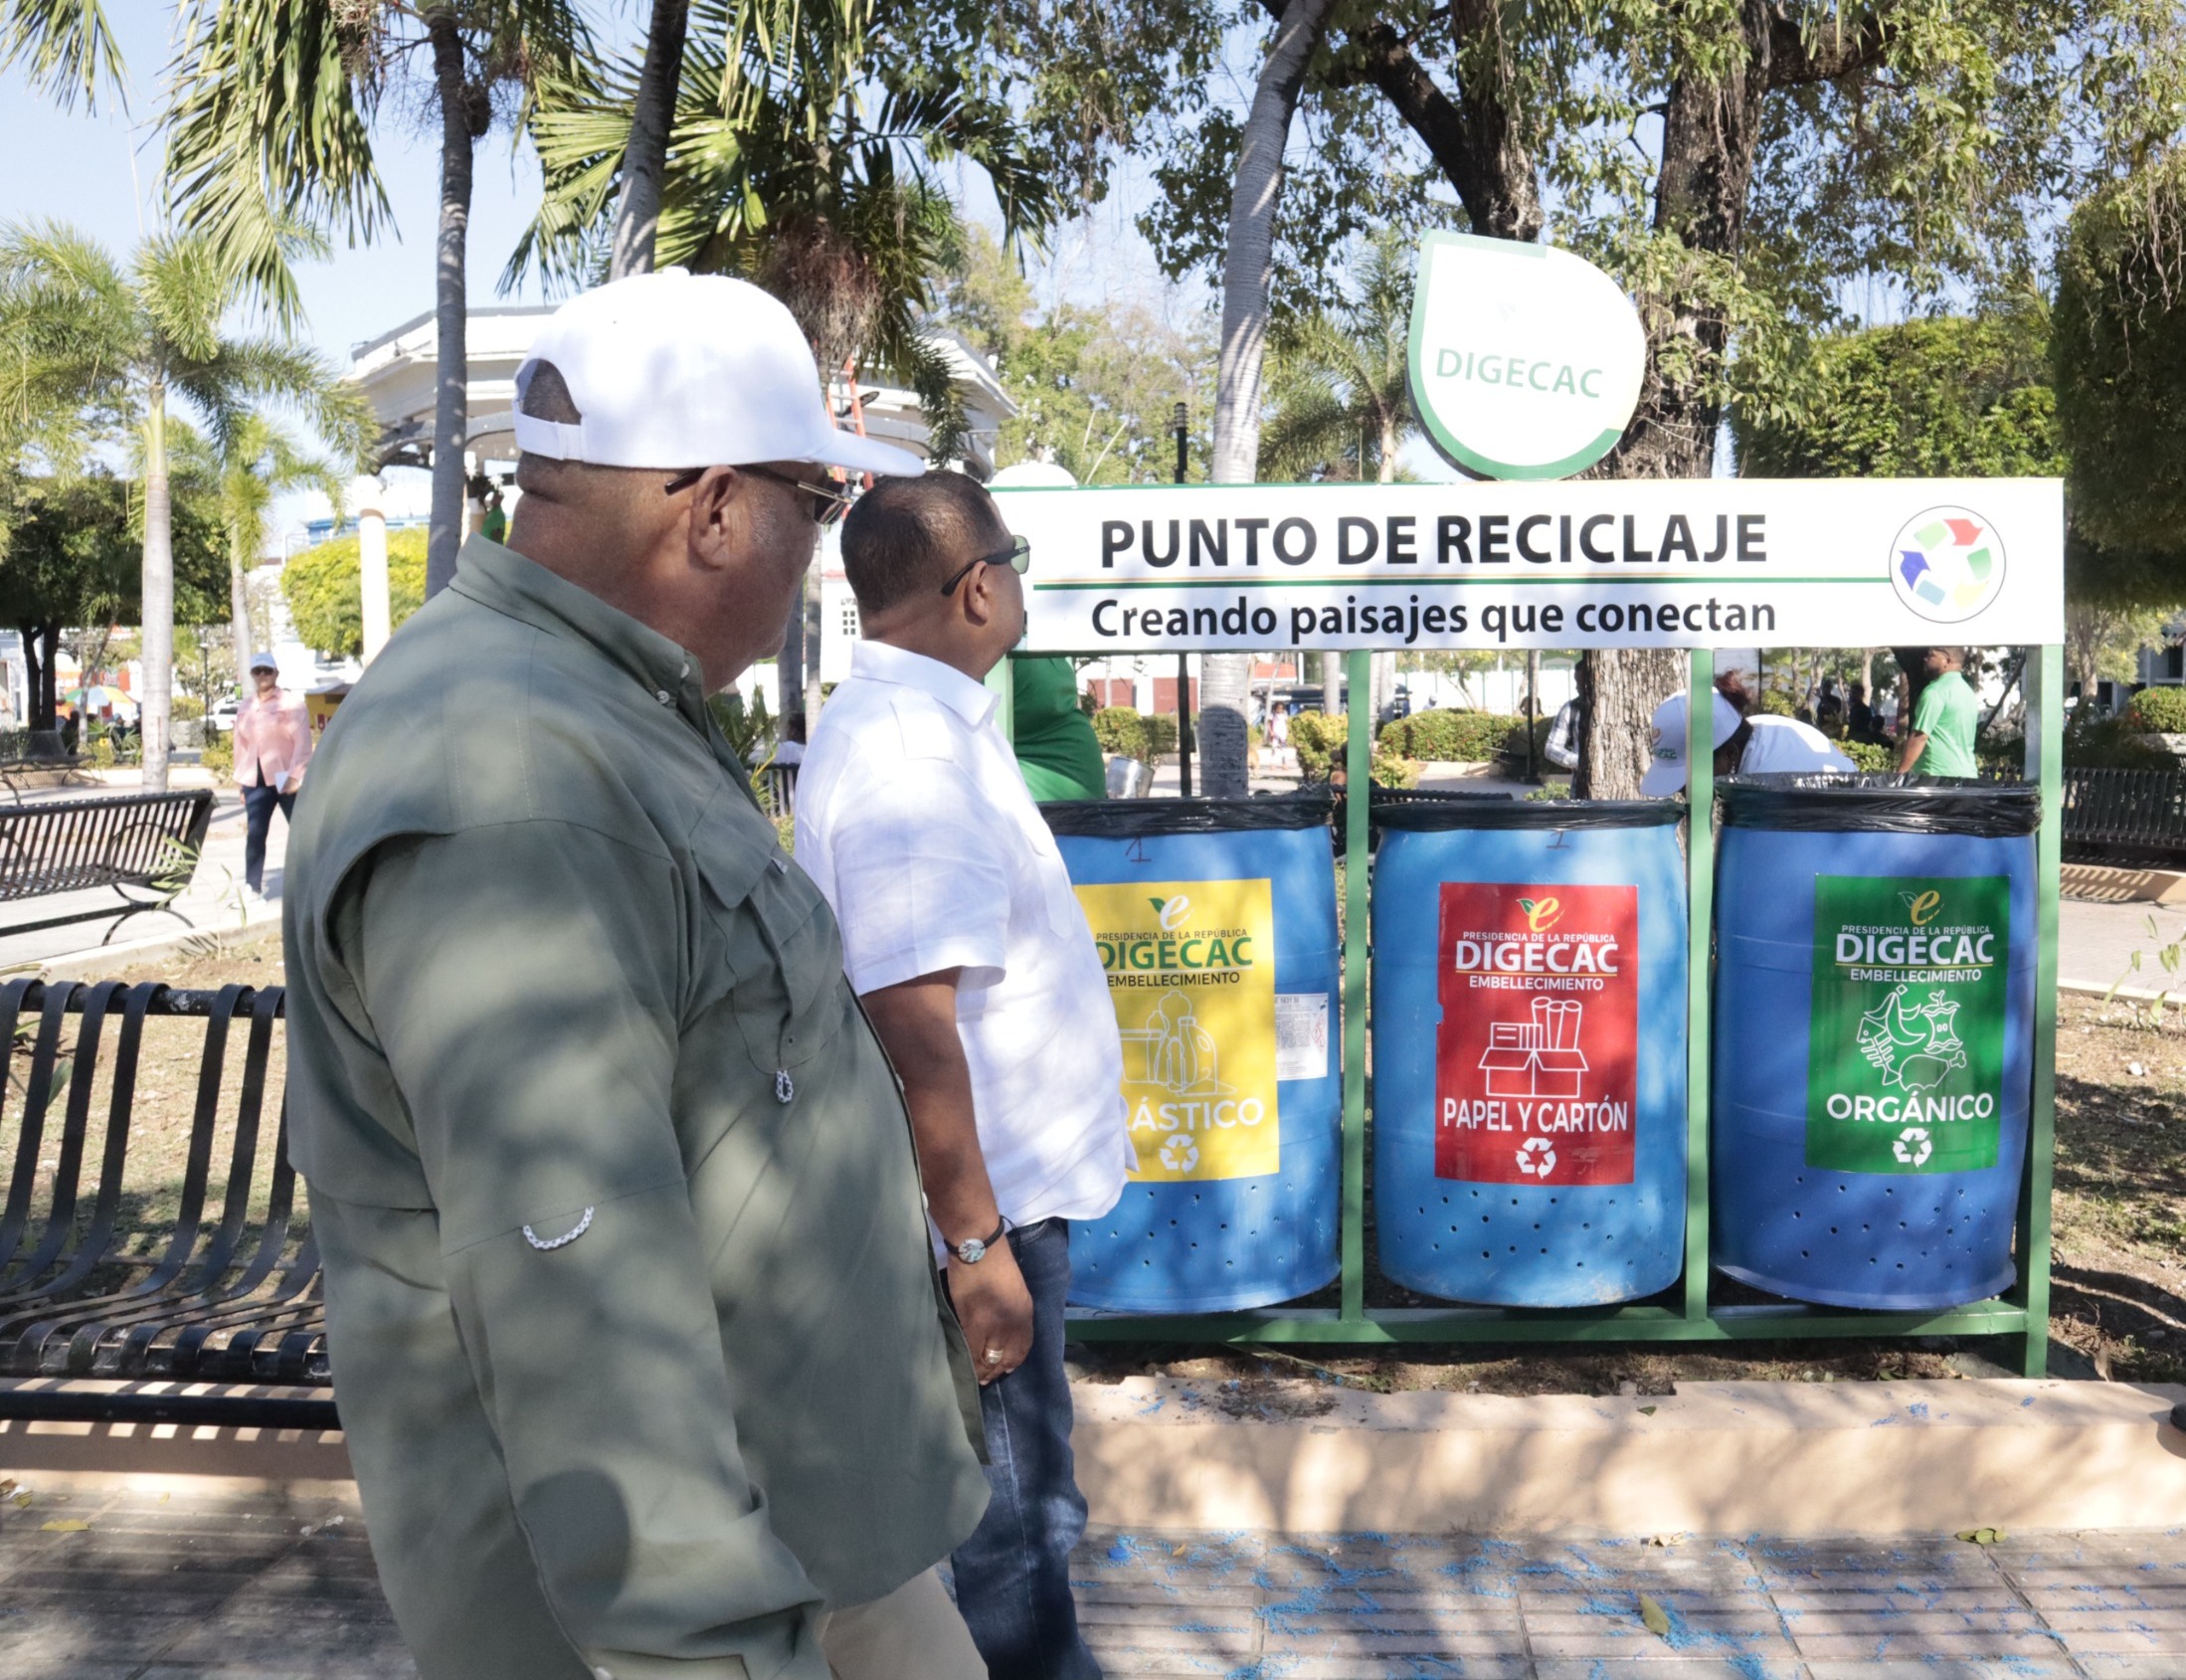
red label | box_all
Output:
[1434,882,1638,1186]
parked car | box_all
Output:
[207,694,239,732]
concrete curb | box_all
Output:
[1070,1375,2186,1535]
[0,907,280,980]
[8,1376,2184,1536]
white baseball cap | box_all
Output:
[512,270,925,478]
[248,651,278,672]
[1640,689,1742,797]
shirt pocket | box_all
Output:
[690,804,848,1095]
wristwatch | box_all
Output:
[951,1217,1008,1265]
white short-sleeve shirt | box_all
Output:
[797,642,1132,1232]
[1737,714,1857,775]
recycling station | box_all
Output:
[986,232,2067,1373]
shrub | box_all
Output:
[1841,739,1894,773]
[1293,711,1416,787]
[2127,685,2186,733]
[2066,712,2178,769]
[1091,706,1180,762]
[171,694,206,722]
[201,734,234,778]
[1377,709,1523,762]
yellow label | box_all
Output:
[1076,877,1278,1182]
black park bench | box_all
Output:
[0,980,336,1430]
[0,791,215,943]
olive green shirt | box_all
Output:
[283,536,989,1680]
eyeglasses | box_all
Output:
[938,535,1031,597]
[662,464,855,526]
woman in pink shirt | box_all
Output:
[233,652,312,894]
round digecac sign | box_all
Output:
[1888,506,2007,624]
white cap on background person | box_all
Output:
[249,652,278,673]
[511,270,924,479]
[1639,689,1741,797]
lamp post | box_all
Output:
[1171,401,1193,798]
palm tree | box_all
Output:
[607,0,689,279]
[1200,0,1339,797]
[1259,236,1416,487]
[0,222,364,790]
[163,0,588,597]
[516,0,1055,441]
[1260,234,1419,720]
[0,1,123,109]
[514,0,1060,722]
[217,407,368,685]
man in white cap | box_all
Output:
[232,650,311,893]
[1640,677,1854,796]
[283,272,991,1680]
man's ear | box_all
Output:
[684,467,752,570]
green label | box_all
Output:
[1805,874,2008,1175]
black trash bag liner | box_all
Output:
[1718,772,2040,839]
[1040,786,1336,837]
[1371,786,1683,832]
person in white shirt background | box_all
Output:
[797,472,1132,1680]
[1640,670,1854,796]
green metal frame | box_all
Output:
[1057,644,2065,1371]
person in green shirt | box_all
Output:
[480,485,507,543]
[283,273,990,1680]
[1896,647,1980,777]
[1010,655,1106,800]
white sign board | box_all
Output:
[997,478,2064,653]
[1408,234,1647,480]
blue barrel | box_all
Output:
[1713,775,2039,1310]
[1044,794,1341,1311]
[1371,792,1689,1305]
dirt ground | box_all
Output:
[8,936,2179,1395]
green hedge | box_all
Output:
[2066,713,2178,768]
[1091,706,1180,762]
[1292,711,1417,787]
[2127,685,2186,733]
[1376,708,1525,762]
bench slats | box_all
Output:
[0,981,320,1385]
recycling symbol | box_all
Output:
[1894,1126,1933,1168]
[1159,1133,1199,1174]
[1516,1137,1557,1177]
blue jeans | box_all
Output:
[950,1217,1100,1679]
[241,782,294,892]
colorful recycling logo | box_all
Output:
[1888,506,2006,624]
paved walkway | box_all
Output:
[2059,897,2186,994]
[5,1483,2184,1677]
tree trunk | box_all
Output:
[18,625,43,732]
[426,12,476,599]
[609,0,690,280]
[1201,0,1340,798]
[1571,649,1683,800]
[778,570,805,729]
[1319,650,1341,714]
[229,524,254,700]
[140,381,174,792]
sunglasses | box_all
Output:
[663,464,854,526]
[939,535,1031,597]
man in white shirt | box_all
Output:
[1640,684,1855,795]
[798,471,1131,1680]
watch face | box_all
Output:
[958,1238,987,1264]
